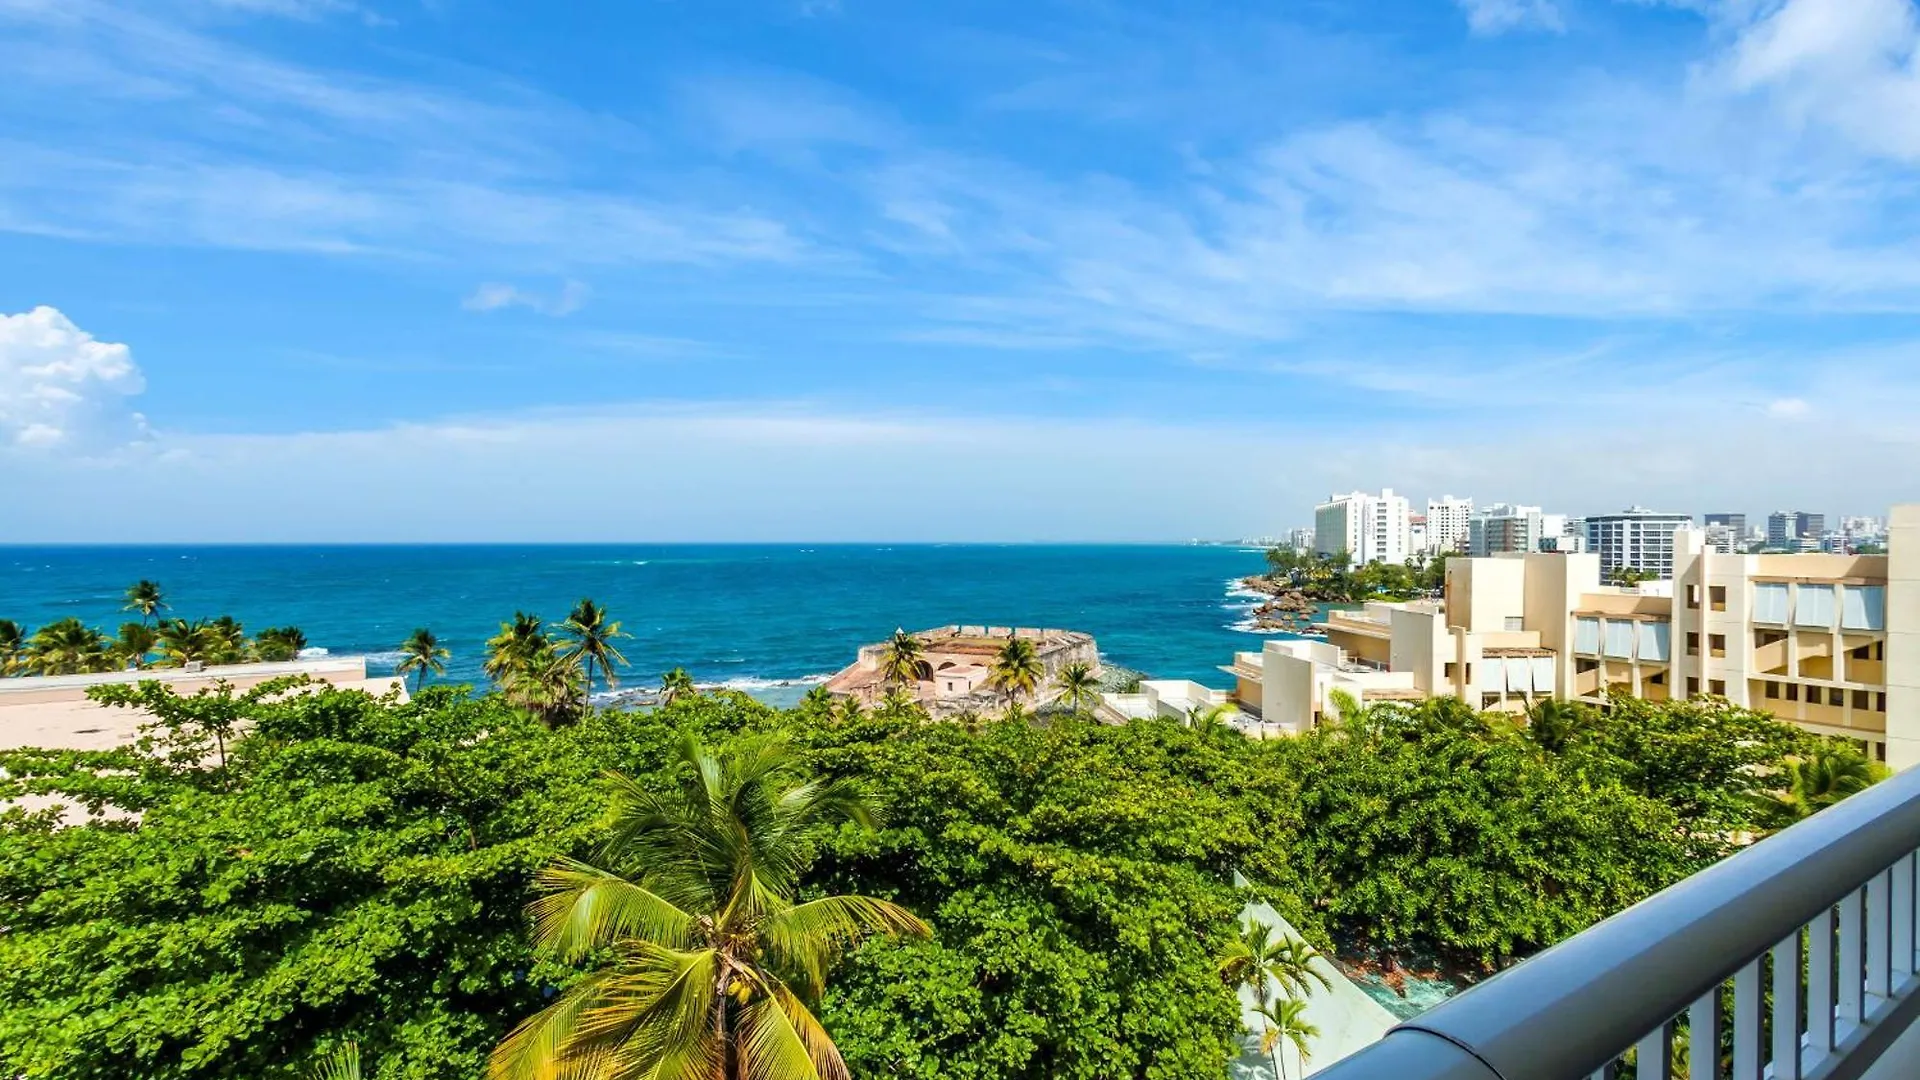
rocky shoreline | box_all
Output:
[1236,575,1324,634]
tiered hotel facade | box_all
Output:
[1227,505,1920,767]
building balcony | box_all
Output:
[1313,760,1920,1080]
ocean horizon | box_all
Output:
[1,543,1286,704]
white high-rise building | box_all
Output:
[1315,489,1413,566]
[1585,507,1693,580]
[1424,496,1474,555]
[1468,504,1566,557]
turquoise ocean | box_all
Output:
[0,545,1283,704]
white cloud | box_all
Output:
[1767,396,1812,418]
[462,279,591,316]
[0,306,148,453]
[1711,0,1920,160]
[1457,0,1566,35]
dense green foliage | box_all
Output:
[0,675,1872,1079]
[1260,547,1447,603]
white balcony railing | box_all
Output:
[1312,761,1920,1080]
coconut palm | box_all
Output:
[122,579,166,625]
[502,645,583,728]
[1526,698,1595,754]
[395,628,450,693]
[112,622,159,670]
[660,666,698,706]
[208,616,249,664]
[485,612,548,684]
[25,618,113,675]
[1187,702,1242,739]
[798,685,834,717]
[155,617,221,667]
[830,694,864,725]
[311,1043,361,1080]
[253,626,309,662]
[878,685,921,718]
[1255,997,1320,1080]
[1052,660,1099,717]
[0,619,26,676]
[987,636,1042,708]
[1750,748,1885,832]
[555,598,630,708]
[880,629,924,689]
[487,736,930,1080]
[1219,921,1288,1010]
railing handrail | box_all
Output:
[1314,762,1920,1080]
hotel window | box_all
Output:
[1686,632,1701,656]
[1753,582,1791,624]
[1686,585,1701,609]
[1829,687,1846,707]
[1786,683,1800,702]
[1842,586,1888,631]
[1878,692,1888,712]
[1765,681,1781,700]
[1709,633,1727,658]
[1577,659,1599,674]
[1710,585,1727,612]
[1687,677,1700,695]
[1444,662,1457,679]
[1710,679,1726,695]
[1797,584,1838,629]
[1504,616,1524,632]
[1854,689,1871,710]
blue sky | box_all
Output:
[3,0,1919,541]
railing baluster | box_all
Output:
[1771,932,1802,1080]
[1839,887,1864,1038]
[1638,1019,1672,1080]
[1806,906,1834,1067]
[1733,957,1763,1080]
[1869,869,1892,1001]
[1689,987,1721,1080]
[1895,853,1915,982]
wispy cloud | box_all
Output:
[463,280,591,317]
[1457,0,1566,35]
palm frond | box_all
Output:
[310,1043,361,1080]
[529,857,698,958]
[488,969,623,1080]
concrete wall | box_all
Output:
[1887,506,1920,770]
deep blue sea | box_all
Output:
[0,545,1279,704]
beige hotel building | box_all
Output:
[1227,504,1920,768]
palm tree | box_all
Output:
[660,666,698,706]
[156,617,221,668]
[122,579,166,625]
[1053,661,1099,717]
[207,615,249,664]
[1751,748,1885,832]
[485,612,548,684]
[1187,702,1242,739]
[253,626,309,662]
[502,645,583,728]
[830,694,864,725]
[1001,700,1031,725]
[395,628,450,693]
[488,736,930,1080]
[880,629,925,689]
[878,685,921,718]
[1526,698,1595,754]
[1271,937,1331,998]
[1219,922,1287,1010]
[0,619,27,676]
[555,598,630,709]
[25,618,113,675]
[988,636,1043,709]
[1254,998,1320,1080]
[311,1043,361,1080]
[112,622,159,670]
[799,685,834,717]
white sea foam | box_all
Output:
[295,646,330,659]
[350,650,409,665]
